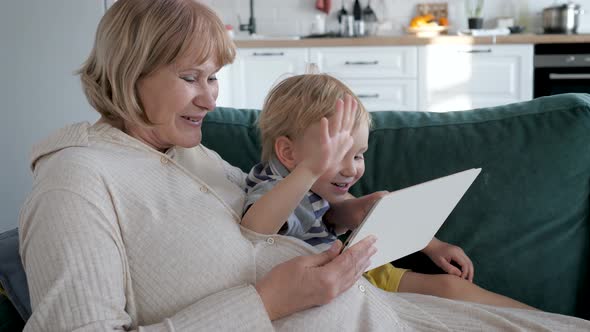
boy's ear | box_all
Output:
[274,136,297,171]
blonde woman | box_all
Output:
[19,0,590,330]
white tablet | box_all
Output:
[342,168,482,272]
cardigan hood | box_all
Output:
[30,122,90,172]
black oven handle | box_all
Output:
[549,73,590,80]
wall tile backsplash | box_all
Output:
[202,0,590,36]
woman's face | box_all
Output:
[128,56,220,151]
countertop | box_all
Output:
[234,33,590,48]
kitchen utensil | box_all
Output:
[543,2,584,34]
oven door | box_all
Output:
[534,66,590,98]
[534,67,590,98]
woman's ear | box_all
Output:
[274,136,297,171]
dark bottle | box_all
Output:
[337,0,348,23]
[353,0,362,21]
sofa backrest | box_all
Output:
[203,93,590,318]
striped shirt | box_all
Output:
[243,158,337,251]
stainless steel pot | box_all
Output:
[543,2,584,34]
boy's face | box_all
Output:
[310,122,369,203]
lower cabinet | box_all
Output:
[344,78,417,112]
[310,47,418,112]
[220,44,534,113]
[418,44,534,112]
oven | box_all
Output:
[534,43,590,98]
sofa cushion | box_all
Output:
[204,93,590,318]
[202,107,262,173]
[0,228,31,321]
[353,93,590,318]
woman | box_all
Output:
[19,0,589,330]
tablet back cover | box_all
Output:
[344,168,481,271]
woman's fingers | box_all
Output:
[325,235,377,286]
[255,236,375,321]
[308,240,343,267]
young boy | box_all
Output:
[241,73,535,310]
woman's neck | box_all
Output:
[99,116,169,153]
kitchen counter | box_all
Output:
[234,33,590,48]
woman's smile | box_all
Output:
[179,114,205,127]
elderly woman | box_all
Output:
[19,0,590,331]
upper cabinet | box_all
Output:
[418,44,533,112]
[310,47,418,112]
[225,48,309,109]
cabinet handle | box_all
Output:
[252,52,285,56]
[460,49,492,54]
[344,60,379,65]
[357,93,380,99]
[549,73,590,80]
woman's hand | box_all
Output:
[324,191,389,230]
[421,237,474,282]
[298,95,357,178]
[254,236,377,321]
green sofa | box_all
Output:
[1,93,589,328]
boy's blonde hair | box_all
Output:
[78,0,235,127]
[258,74,371,163]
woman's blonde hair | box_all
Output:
[258,74,371,163]
[78,0,236,127]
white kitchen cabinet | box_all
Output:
[228,48,309,109]
[310,47,419,111]
[344,79,417,112]
[215,64,233,108]
[418,44,533,112]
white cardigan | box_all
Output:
[19,122,590,331]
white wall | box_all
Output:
[208,0,590,36]
[0,0,103,233]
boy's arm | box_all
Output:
[323,191,388,231]
[324,193,355,234]
[243,96,357,235]
[242,166,320,234]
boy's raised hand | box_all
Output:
[421,237,474,282]
[298,94,358,177]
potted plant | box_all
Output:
[465,0,484,29]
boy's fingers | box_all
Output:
[334,100,344,135]
[454,257,469,279]
[348,97,358,132]
[439,259,461,276]
[456,256,473,280]
[460,265,468,279]
[320,117,330,145]
[344,94,353,131]
[330,99,344,137]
